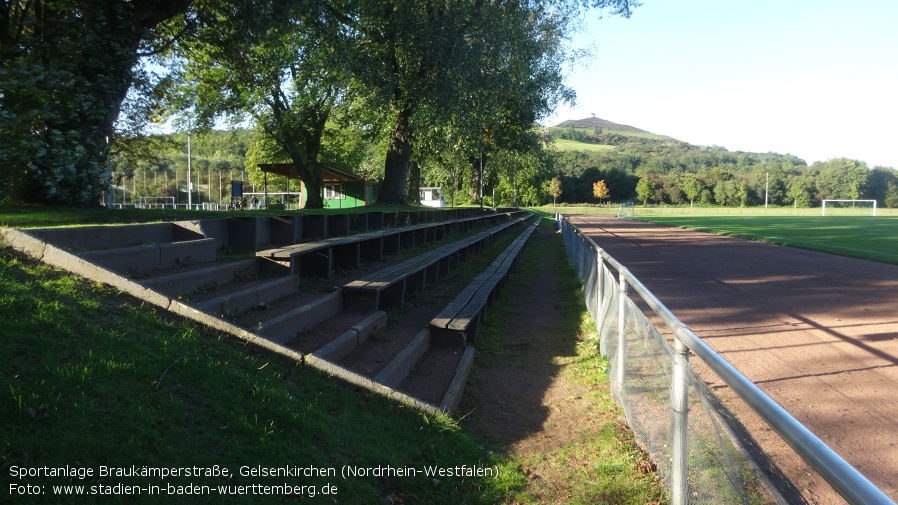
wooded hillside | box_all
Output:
[546,117,898,208]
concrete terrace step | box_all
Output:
[140,258,260,297]
[196,274,301,318]
[368,327,471,412]
[1,209,540,418]
[79,238,218,277]
[313,311,389,362]
[257,291,343,344]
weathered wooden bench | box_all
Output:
[342,216,531,312]
[430,217,541,347]
[255,209,528,279]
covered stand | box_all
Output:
[256,164,375,209]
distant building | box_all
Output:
[420,187,446,208]
[257,164,376,209]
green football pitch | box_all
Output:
[637,215,898,266]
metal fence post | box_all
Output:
[616,269,628,396]
[672,334,690,505]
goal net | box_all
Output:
[617,201,635,219]
[821,199,877,216]
[138,196,176,209]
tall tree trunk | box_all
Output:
[406,161,421,204]
[272,96,330,209]
[299,108,328,209]
[468,154,486,204]
[302,169,324,209]
[378,107,413,205]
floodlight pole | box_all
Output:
[479,151,484,209]
[106,136,113,207]
[187,132,193,210]
[765,172,769,208]
[450,169,455,207]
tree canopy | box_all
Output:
[0,0,191,204]
[1,0,639,206]
[165,0,351,208]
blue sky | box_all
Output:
[547,0,898,169]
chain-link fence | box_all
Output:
[561,216,894,505]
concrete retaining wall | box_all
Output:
[25,222,200,251]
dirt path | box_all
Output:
[569,215,898,505]
[459,226,659,503]
[460,227,577,445]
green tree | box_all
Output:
[331,0,477,204]
[735,183,748,207]
[713,179,739,206]
[678,173,703,207]
[1,0,191,204]
[787,176,815,208]
[660,176,684,204]
[814,158,869,200]
[169,1,345,208]
[548,177,563,206]
[336,0,636,205]
[635,176,655,205]
[866,167,898,208]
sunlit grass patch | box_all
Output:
[640,215,898,265]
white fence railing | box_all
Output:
[561,216,894,505]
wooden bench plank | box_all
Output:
[342,216,529,312]
[429,215,536,345]
[256,212,518,281]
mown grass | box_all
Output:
[638,215,898,265]
[1,204,664,503]
[536,204,898,218]
[534,204,898,265]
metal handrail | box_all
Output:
[562,217,895,505]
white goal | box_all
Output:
[138,196,176,209]
[617,201,635,219]
[821,199,877,216]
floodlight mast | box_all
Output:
[106,136,113,207]
[187,132,192,210]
